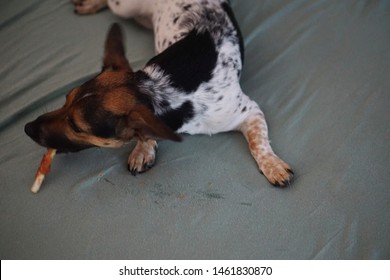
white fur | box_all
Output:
[116,0,259,135]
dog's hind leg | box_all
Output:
[239,108,294,187]
[128,139,157,175]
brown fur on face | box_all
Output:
[24,24,180,153]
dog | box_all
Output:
[24,0,294,187]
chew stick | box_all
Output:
[31,148,56,193]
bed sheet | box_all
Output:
[0,0,389,259]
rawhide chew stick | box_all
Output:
[31,148,56,193]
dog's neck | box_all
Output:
[133,70,171,116]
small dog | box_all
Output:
[25,0,294,187]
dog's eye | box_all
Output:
[67,117,83,133]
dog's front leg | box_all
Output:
[240,110,294,187]
[128,139,157,175]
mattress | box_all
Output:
[0,0,389,259]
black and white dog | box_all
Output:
[25,0,293,187]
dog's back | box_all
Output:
[132,0,254,135]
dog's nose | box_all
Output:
[24,121,39,140]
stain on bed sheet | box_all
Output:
[196,190,224,200]
[240,202,252,207]
[149,183,174,198]
[147,182,225,201]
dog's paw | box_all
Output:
[260,155,294,187]
[72,0,107,15]
[128,140,157,176]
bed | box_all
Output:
[0,0,389,259]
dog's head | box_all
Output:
[25,24,180,153]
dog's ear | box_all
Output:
[103,23,132,72]
[129,105,182,142]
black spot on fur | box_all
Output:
[159,99,170,108]
[241,106,247,113]
[200,103,208,112]
[147,29,218,93]
[183,4,192,11]
[158,101,195,131]
[221,2,244,64]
